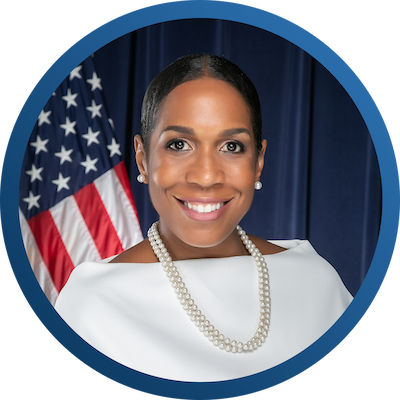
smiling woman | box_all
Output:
[136,75,267,254]
[55,54,352,381]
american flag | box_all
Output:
[19,55,143,305]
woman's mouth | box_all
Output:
[175,198,231,221]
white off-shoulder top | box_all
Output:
[55,240,352,382]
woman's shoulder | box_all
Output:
[248,234,287,255]
[58,241,158,295]
[109,238,158,263]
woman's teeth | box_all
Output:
[183,201,225,213]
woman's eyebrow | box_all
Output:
[160,125,194,136]
[160,126,251,137]
[219,128,251,137]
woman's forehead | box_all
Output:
[156,77,252,129]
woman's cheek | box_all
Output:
[229,160,257,188]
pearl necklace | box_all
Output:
[147,222,271,353]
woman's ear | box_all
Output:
[256,139,267,181]
[134,134,148,183]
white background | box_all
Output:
[1,1,399,399]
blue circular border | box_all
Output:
[1,1,399,399]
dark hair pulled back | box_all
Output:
[141,53,262,154]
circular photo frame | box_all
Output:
[1,1,399,399]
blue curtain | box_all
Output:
[92,19,381,296]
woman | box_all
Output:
[55,54,352,382]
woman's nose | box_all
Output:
[186,149,224,187]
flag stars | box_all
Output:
[82,127,100,146]
[60,116,77,136]
[26,164,44,182]
[107,138,122,157]
[23,191,41,210]
[30,135,49,154]
[62,88,78,109]
[52,173,71,193]
[86,99,103,119]
[80,154,98,174]
[69,65,82,80]
[38,109,52,126]
[87,72,102,91]
[55,146,73,164]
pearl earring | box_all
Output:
[255,181,262,190]
[137,174,145,183]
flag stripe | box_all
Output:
[94,168,143,249]
[19,57,144,301]
[27,210,75,292]
[74,181,124,258]
[114,161,140,221]
[19,209,59,305]
[50,195,102,265]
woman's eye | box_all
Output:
[221,141,244,153]
[167,140,191,151]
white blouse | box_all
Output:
[55,240,352,382]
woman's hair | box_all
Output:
[141,53,262,154]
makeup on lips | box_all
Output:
[175,197,231,221]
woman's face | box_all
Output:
[136,77,266,256]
